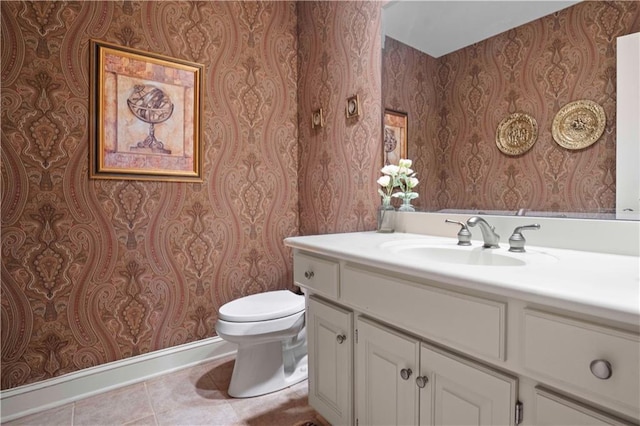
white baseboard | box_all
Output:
[0,337,236,423]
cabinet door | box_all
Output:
[534,387,633,426]
[419,343,518,426]
[356,317,420,426]
[307,296,353,425]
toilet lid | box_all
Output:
[218,290,305,322]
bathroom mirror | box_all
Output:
[382,1,640,220]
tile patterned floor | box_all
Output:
[5,356,329,426]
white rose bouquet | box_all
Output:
[392,159,419,209]
[377,164,400,206]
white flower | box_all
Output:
[380,164,400,176]
[398,158,412,169]
[377,159,420,203]
[377,175,391,187]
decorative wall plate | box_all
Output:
[552,100,605,150]
[496,112,538,156]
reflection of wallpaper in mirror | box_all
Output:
[383,109,408,165]
[382,1,640,215]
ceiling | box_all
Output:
[382,0,581,58]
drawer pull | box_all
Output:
[336,334,346,344]
[400,368,412,380]
[416,375,429,388]
[590,359,612,380]
[304,270,314,279]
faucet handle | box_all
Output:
[509,224,541,252]
[445,219,472,246]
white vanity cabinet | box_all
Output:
[419,342,517,425]
[307,296,353,425]
[290,243,639,426]
[356,317,420,425]
[356,316,517,426]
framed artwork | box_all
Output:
[312,108,324,129]
[346,94,360,119]
[90,40,204,182]
[383,109,408,165]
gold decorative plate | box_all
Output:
[552,100,606,150]
[496,112,538,156]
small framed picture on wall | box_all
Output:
[383,109,408,165]
[346,94,360,119]
[311,108,324,129]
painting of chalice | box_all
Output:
[127,85,174,154]
[90,39,204,182]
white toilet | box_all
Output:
[215,290,308,398]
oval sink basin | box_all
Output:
[380,240,557,267]
[398,246,525,266]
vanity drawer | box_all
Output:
[341,264,506,361]
[293,251,339,298]
[523,309,640,418]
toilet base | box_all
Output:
[228,340,308,398]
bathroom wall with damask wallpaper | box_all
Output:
[6,0,634,393]
[384,1,639,213]
[0,1,382,390]
[297,2,382,235]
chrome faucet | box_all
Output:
[466,216,500,248]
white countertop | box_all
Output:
[285,231,640,326]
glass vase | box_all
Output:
[398,197,415,212]
[377,198,395,233]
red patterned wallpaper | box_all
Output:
[296,1,382,235]
[384,1,639,213]
[1,1,301,390]
[5,0,631,393]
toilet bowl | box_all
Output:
[215,290,308,398]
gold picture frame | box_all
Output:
[312,108,324,129]
[346,94,360,118]
[383,109,408,165]
[90,40,204,182]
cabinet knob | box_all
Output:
[416,375,429,388]
[336,334,346,344]
[304,270,314,279]
[400,368,412,380]
[590,359,612,380]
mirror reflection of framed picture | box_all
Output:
[383,109,408,165]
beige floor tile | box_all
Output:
[227,384,316,426]
[240,393,321,426]
[123,414,158,426]
[146,363,229,415]
[73,383,153,426]
[5,355,323,426]
[202,358,234,392]
[154,402,240,426]
[287,380,310,400]
[3,404,73,426]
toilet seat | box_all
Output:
[216,310,305,338]
[219,290,304,322]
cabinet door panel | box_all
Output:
[356,317,420,426]
[534,387,633,426]
[420,343,517,426]
[308,296,353,425]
